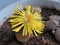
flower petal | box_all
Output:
[26,5,31,15]
[22,25,27,36]
[9,18,23,23]
[33,30,38,37]
[31,7,34,14]
[12,22,23,28]
[35,29,43,34]
[14,10,25,17]
[33,12,42,20]
[20,4,24,11]
[13,24,24,32]
[27,26,33,35]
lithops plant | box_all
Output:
[45,21,56,30]
[45,15,60,30]
[53,27,60,42]
[9,4,45,42]
[49,15,60,26]
[46,15,60,42]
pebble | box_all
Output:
[54,27,60,42]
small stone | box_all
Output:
[54,28,60,42]
[49,15,60,26]
[45,21,56,30]
[46,15,60,30]
[49,15,60,21]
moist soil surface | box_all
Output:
[0,7,60,45]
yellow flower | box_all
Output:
[9,4,45,36]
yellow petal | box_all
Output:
[20,4,24,11]
[10,15,20,18]
[13,24,24,32]
[10,15,24,19]
[26,5,31,15]
[30,23,36,30]
[22,25,27,36]
[12,22,23,28]
[21,10,26,17]
[29,21,44,36]
[35,29,43,34]
[27,26,33,35]
[9,19,19,23]
[33,20,44,30]
[14,10,25,17]
[31,7,34,14]
[9,18,23,23]
[33,12,42,20]
[37,22,45,30]
[33,30,38,37]
[16,4,21,11]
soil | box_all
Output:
[0,7,60,45]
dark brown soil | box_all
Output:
[0,7,60,45]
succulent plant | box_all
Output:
[9,4,45,36]
[46,15,60,42]
[53,27,60,42]
[9,4,45,42]
[45,15,60,30]
[45,21,56,30]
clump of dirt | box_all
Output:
[0,7,60,45]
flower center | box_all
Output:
[24,15,33,25]
[27,15,33,24]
